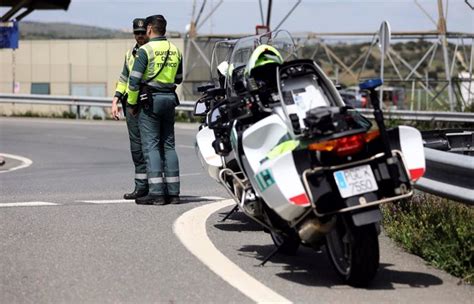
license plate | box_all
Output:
[333,164,378,198]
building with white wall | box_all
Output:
[0,38,185,97]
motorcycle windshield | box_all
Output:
[210,39,237,87]
[225,30,296,95]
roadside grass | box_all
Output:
[383,117,473,130]
[6,110,77,119]
[381,193,473,285]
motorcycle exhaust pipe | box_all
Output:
[297,217,336,245]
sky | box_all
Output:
[1,0,473,35]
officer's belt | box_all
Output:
[140,83,175,94]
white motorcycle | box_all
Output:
[194,30,425,287]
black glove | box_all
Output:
[127,104,138,117]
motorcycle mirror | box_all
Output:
[193,100,207,117]
[208,106,223,129]
[378,21,391,56]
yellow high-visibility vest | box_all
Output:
[115,47,136,95]
[141,40,181,90]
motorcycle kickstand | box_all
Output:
[258,244,281,267]
[219,204,239,222]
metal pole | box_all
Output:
[196,0,224,31]
[417,86,421,110]
[404,42,438,80]
[425,69,429,110]
[357,34,377,81]
[69,63,72,95]
[438,0,456,110]
[12,49,16,93]
[387,52,403,80]
[414,0,438,27]
[468,38,473,106]
[0,0,30,22]
[266,0,273,29]
[194,0,207,27]
[274,0,301,32]
[191,39,211,67]
[450,42,459,76]
[258,0,265,25]
[380,46,384,109]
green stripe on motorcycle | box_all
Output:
[256,169,275,192]
[255,174,264,191]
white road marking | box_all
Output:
[173,200,292,304]
[177,144,195,149]
[0,202,58,207]
[180,172,202,177]
[79,196,225,204]
[1,197,225,208]
[196,196,226,200]
[0,153,33,174]
[79,199,131,204]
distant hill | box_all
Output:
[18,21,181,39]
[19,21,132,39]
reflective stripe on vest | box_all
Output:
[115,47,136,94]
[126,48,135,71]
[142,40,181,87]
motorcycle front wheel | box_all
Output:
[325,215,379,287]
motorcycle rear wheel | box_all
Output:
[325,216,379,287]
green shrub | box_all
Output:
[175,110,201,123]
[14,110,41,117]
[381,193,473,284]
[62,111,76,119]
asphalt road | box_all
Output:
[0,117,472,303]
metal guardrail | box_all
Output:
[1,93,474,122]
[0,93,195,116]
[357,108,474,123]
[415,148,474,205]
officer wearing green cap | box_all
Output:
[126,14,183,205]
[111,18,149,200]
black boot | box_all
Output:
[135,194,168,205]
[168,195,180,205]
[123,189,148,200]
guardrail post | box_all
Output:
[76,104,80,120]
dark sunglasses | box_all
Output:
[134,32,147,36]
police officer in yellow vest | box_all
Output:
[126,15,183,205]
[111,18,149,200]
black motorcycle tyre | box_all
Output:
[325,215,379,287]
[270,230,300,255]
[262,205,300,255]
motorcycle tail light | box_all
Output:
[308,130,380,157]
[364,129,380,143]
